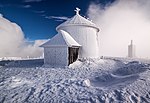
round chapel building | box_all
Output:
[41,8,100,67]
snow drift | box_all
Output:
[0,58,150,102]
[0,14,45,58]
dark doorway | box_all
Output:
[68,47,79,65]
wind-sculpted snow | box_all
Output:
[0,58,150,103]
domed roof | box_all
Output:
[56,8,99,32]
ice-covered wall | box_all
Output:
[59,26,99,58]
[44,47,68,67]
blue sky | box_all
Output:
[0,0,115,40]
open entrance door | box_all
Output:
[68,47,79,65]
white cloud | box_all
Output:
[87,0,150,58]
[0,14,3,17]
[45,16,69,21]
[0,15,46,58]
[33,10,45,13]
[23,5,31,8]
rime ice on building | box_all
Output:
[40,8,100,66]
[128,40,136,58]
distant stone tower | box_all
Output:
[128,40,136,58]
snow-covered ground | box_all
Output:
[0,58,150,103]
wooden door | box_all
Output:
[68,47,79,65]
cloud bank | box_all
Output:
[87,0,150,58]
[0,14,45,58]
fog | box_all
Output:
[87,0,150,58]
[0,15,45,58]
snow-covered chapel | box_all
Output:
[41,8,100,67]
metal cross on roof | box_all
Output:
[75,7,80,15]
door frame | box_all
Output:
[68,47,79,65]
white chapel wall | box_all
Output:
[59,26,99,58]
[44,46,68,66]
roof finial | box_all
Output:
[75,7,80,15]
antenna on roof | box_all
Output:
[75,7,80,15]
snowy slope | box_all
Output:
[0,58,150,103]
